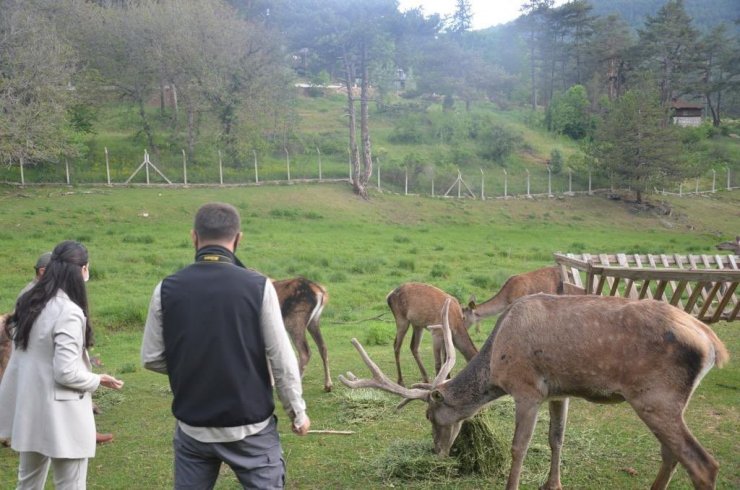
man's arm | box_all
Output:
[260,280,309,433]
[141,282,168,374]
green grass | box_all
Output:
[0,184,738,489]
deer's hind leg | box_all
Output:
[630,395,718,490]
[307,318,332,392]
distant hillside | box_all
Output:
[587,0,739,33]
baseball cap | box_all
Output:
[35,252,52,271]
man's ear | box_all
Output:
[191,230,198,248]
[234,232,243,250]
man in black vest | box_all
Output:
[141,202,310,489]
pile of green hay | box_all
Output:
[450,410,511,478]
[374,440,459,482]
[373,410,510,483]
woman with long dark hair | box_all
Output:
[0,240,124,489]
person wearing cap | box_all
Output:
[17,252,52,299]
[141,202,310,489]
[12,251,115,446]
[0,241,124,489]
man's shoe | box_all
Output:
[96,432,114,444]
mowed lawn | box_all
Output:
[0,184,738,489]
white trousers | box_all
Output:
[17,451,88,490]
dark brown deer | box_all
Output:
[716,236,740,254]
[463,266,562,332]
[386,283,477,386]
[341,295,728,489]
[272,277,332,392]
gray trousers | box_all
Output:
[17,451,88,490]
[173,416,285,490]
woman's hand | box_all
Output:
[99,374,124,390]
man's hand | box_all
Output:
[292,416,310,436]
[100,374,124,390]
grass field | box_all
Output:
[0,183,738,489]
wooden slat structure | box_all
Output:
[553,252,740,324]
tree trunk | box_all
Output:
[359,42,372,198]
[342,50,362,197]
[137,96,157,155]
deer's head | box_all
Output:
[462,296,480,330]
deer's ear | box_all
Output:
[430,389,444,403]
[468,300,477,310]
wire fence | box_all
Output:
[2,148,738,200]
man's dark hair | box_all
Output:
[194,202,241,241]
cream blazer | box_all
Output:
[0,290,100,458]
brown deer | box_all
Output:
[386,283,477,386]
[463,266,563,332]
[341,295,728,489]
[716,236,740,254]
[272,277,332,392]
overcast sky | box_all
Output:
[397,1,565,30]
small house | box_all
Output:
[671,99,703,127]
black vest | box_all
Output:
[160,246,274,427]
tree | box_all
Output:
[546,84,592,139]
[0,0,80,168]
[694,24,739,126]
[590,89,686,203]
[635,0,700,107]
[519,0,554,110]
[447,0,473,35]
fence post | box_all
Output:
[432,178,435,197]
[547,166,552,197]
[679,183,683,196]
[65,160,70,185]
[480,168,485,200]
[218,150,224,185]
[588,169,592,195]
[405,168,408,195]
[568,168,573,195]
[711,169,716,192]
[105,147,111,186]
[695,177,699,194]
[182,149,188,185]
[253,150,259,183]
[727,166,731,190]
[20,155,25,186]
[317,146,322,181]
[285,147,290,181]
[503,169,507,198]
[377,161,380,190]
[526,169,530,198]
[145,150,150,185]
[348,147,352,181]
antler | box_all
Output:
[429,298,457,388]
[339,338,429,403]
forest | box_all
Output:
[1,0,738,199]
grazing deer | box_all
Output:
[463,266,562,332]
[272,277,332,392]
[341,295,728,489]
[386,283,478,386]
[716,236,740,254]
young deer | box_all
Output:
[272,277,332,392]
[386,283,477,386]
[463,266,562,332]
[716,236,740,254]
[341,295,728,489]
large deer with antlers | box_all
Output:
[341,295,728,489]
[272,277,332,392]
[386,283,477,386]
[716,236,740,254]
[463,266,563,332]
